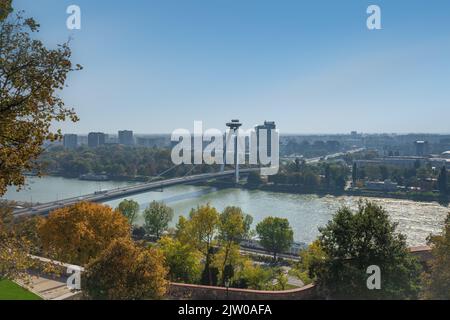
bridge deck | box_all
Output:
[13,169,258,218]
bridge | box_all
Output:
[13,168,258,218]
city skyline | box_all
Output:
[13,0,450,134]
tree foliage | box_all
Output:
[0,0,12,21]
[437,166,448,196]
[217,206,252,285]
[176,204,220,285]
[290,240,327,285]
[143,200,173,238]
[116,199,140,225]
[234,260,272,290]
[312,201,422,299]
[256,217,293,259]
[421,213,450,299]
[0,202,33,280]
[0,8,81,195]
[158,236,202,284]
[38,202,130,265]
[83,238,168,300]
[39,144,216,179]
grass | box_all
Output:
[0,279,42,300]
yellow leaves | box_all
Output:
[38,202,131,266]
[0,11,81,195]
[177,204,220,256]
[83,238,168,300]
[158,236,202,283]
[0,203,34,280]
[0,0,12,21]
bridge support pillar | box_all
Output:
[226,119,242,184]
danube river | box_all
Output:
[3,176,449,247]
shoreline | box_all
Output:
[21,173,450,207]
[192,181,450,207]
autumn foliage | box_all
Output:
[38,202,130,266]
[83,238,168,300]
[0,7,81,195]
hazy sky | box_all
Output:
[13,0,450,134]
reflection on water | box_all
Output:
[4,176,449,246]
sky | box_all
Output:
[12,0,450,134]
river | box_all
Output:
[3,176,448,247]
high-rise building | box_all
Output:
[118,130,134,145]
[415,140,429,157]
[63,134,78,149]
[255,121,276,160]
[88,132,106,148]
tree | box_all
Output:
[324,164,331,188]
[0,202,33,280]
[421,213,450,299]
[0,7,81,195]
[379,165,389,181]
[176,204,220,285]
[217,207,251,285]
[256,217,293,260]
[242,213,254,241]
[352,162,358,185]
[143,201,173,238]
[235,260,272,290]
[212,243,241,286]
[116,199,140,225]
[312,201,421,299]
[83,238,168,300]
[38,202,131,265]
[158,236,202,284]
[437,166,448,196]
[292,240,327,285]
[0,0,12,21]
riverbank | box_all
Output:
[40,171,450,206]
[5,175,447,246]
[194,180,449,206]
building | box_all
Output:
[354,156,426,169]
[118,130,134,146]
[365,180,398,192]
[63,134,78,149]
[415,140,429,157]
[88,132,106,148]
[136,135,171,148]
[255,121,276,161]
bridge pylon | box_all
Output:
[225,119,242,184]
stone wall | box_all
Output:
[168,283,317,300]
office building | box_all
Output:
[63,134,78,149]
[88,132,106,148]
[415,140,429,157]
[118,130,134,145]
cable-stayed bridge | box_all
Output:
[13,168,259,218]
